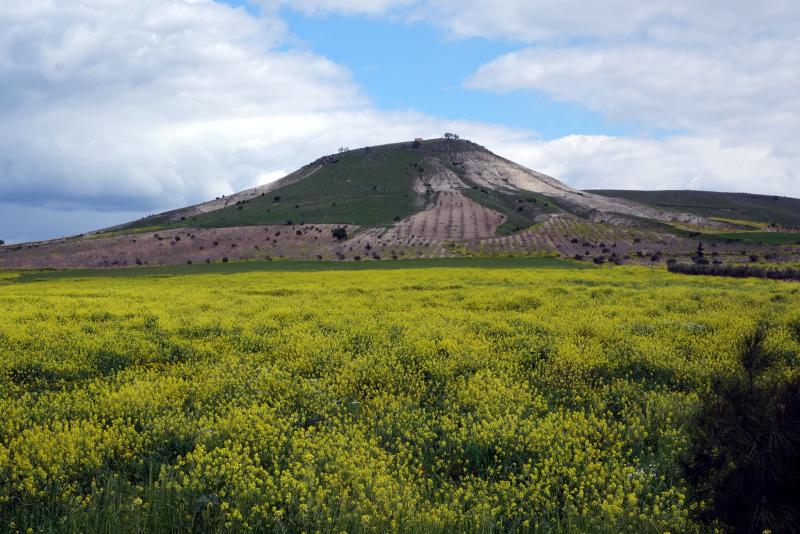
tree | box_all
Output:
[693,241,708,264]
[331,227,348,241]
[686,325,800,533]
[0,240,4,245]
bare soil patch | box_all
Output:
[0,224,357,269]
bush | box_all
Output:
[222,257,229,263]
[332,227,348,241]
[686,326,800,533]
[668,262,800,281]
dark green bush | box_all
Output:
[686,325,800,533]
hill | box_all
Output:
[2,138,799,269]
[114,139,698,233]
[588,189,800,228]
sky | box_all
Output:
[1,1,799,243]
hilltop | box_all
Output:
[1,138,799,269]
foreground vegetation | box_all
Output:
[0,263,798,532]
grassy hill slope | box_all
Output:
[191,147,424,228]
[119,144,427,233]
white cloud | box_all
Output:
[269,0,415,16]
[463,35,800,196]
[466,42,800,149]
[496,135,798,197]
[278,0,800,197]
[278,1,800,43]
[0,1,523,214]
[1,0,799,243]
[0,0,364,212]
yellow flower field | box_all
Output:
[0,264,798,532]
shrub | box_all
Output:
[667,262,800,281]
[222,257,229,263]
[332,227,348,241]
[686,326,800,533]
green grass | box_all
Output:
[589,189,800,227]
[708,217,764,229]
[8,256,591,282]
[123,146,426,232]
[693,231,800,245]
